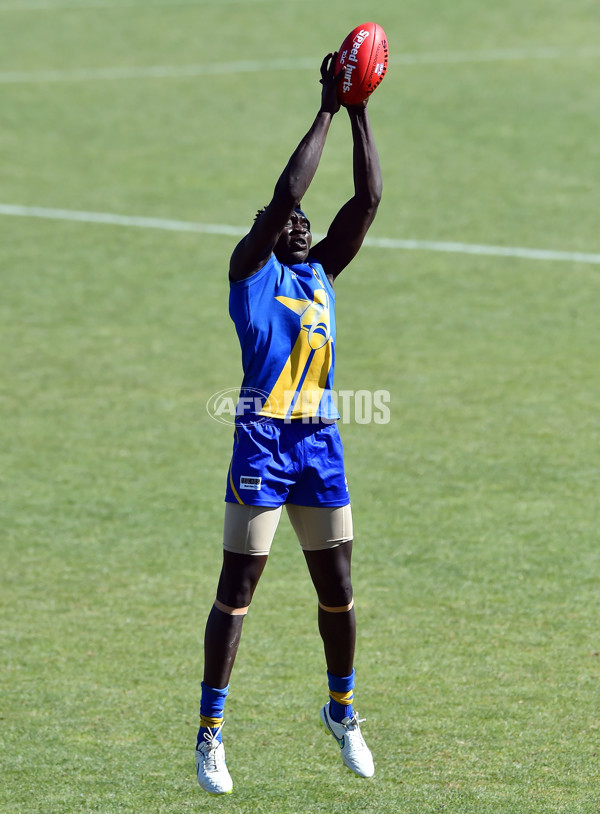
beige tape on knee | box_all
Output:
[318,598,354,613]
[214,598,249,616]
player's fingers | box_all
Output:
[320,52,333,79]
[328,52,340,77]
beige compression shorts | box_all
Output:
[222,502,353,556]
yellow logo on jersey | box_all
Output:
[261,288,333,418]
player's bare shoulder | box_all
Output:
[229,207,277,282]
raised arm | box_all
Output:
[229,55,341,282]
[310,102,382,282]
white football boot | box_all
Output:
[320,702,375,778]
[195,726,233,795]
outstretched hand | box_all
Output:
[344,100,369,117]
[319,53,342,115]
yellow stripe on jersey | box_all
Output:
[228,461,244,504]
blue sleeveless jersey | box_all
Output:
[229,254,339,420]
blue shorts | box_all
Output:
[225,418,349,508]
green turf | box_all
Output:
[1,1,600,812]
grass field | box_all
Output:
[1,1,600,812]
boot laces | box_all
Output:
[200,723,224,770]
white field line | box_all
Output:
[2,203,600,266]
[0,58,316,84]
[1,47,600,84]
[0,0,274,9]
[0,204,246,237]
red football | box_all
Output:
[335,22,388,105]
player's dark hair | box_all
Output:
[253,204,309,229]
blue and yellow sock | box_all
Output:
[327,669,355,723]
[197,682,229,746]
